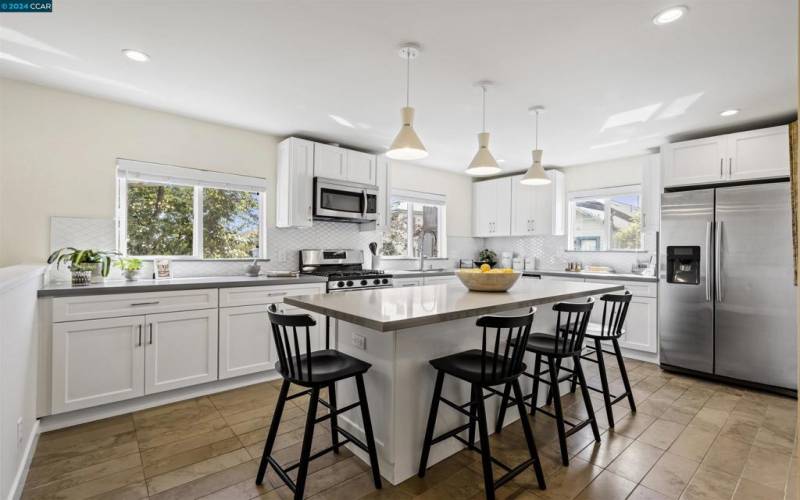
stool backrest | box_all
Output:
[476,308,536,382]
[268,304,317,379]
[596,291,632,338]
[553,298,595,355]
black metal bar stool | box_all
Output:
[567,292,636,428]
[495,299,600,466]
[418,309,546,500]
[255,305,381,499]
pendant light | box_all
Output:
[520,106,551,185]
[465,82,502,176]
[386,43,428,161]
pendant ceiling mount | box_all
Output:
[386,42,428,161]
[465,81,502,176]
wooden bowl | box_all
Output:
[456,270,522,292]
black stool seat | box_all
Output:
[277,349,370,386]
[418,309,546,500]
[430,349,528,385]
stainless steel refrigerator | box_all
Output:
[659,181,797,391]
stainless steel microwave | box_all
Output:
[313,177,379,222]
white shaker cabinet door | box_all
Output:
[494,177,512,236]
[346,150,377,185]
[277,137,314,228]
[661,136,726,188]
[144,309,219,394]
[219,304,273,379]
[52,316,146,414]
[314,142,347,179]
[727,125,790,181]
[618,296,657,353]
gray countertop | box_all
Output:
[38,275,328,298]
[390,269,458,279]
[285,279,623,332]
[524,269,658,283]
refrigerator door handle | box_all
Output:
[715,221,723,303]
[705,221,712,301]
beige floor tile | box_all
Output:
[701,436,751,477]
[86,481,149,500]
[575,430,634,468]
[613,412,656,440]
[638,419,686,450]
[26,440,140,489]
[143,436,243,478]
[146,448,252,495]
[668,424,719,463]
[139,428,236,467]
[149,459,259,500]
[740,443,792,491]
[731,478,784,500]
[32,430,139,468]
[629,484,673,500]
[531,457,602,500]
[641,452,700,498]
[606,440,664,483]
[24,452,141,491]
[573,470,636,500]
[718,414,760,445]
[137,417,232,451]
[23,467,145,500]
[680,466,738,500]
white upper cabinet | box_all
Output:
[727,126,790,181]
[277,137,314,228]
[313,143,347,179]
[509,170,565,237]
[346,150,377,185]
[661,125,789,188]
[641,154,661,234]
[374,155,390,230]
[473,177,512,237]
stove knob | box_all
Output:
[337,281,345,288]
[346,280,354,287]
[381,278,389,285]
[373,279,380,285]
[360,280,368,286]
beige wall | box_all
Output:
[388,161,473,237]
[0,78,474,266]
[562,154,647,193]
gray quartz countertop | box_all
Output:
[285,279,623,332]
[524,270,658,283]
[38,275,328,298]
[390,269,457,278]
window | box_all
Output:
[117,159,267,259]
[568,185,643,251]
[381,189,446,258]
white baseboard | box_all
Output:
[7,420,39,500]
[40,371,281,433]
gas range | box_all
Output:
[299,249,393,292]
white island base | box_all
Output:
[331,309,554,485]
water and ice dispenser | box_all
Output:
[666,246,701,284]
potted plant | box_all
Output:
[474,249,498,269]
[47,248,117,285]
[115,257,143,281]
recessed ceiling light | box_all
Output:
[720,109,739,117]
[653,5,688,25]
[122,49,149,62]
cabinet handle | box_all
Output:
[148,323,153,345]
[719,158,723,178]
[267,291,287,297]
[728,158,732,177]
[137,325,142,346]
[131,301,159,306]
[400,283,416,287]
[307,205,312,222]
[642,213,647,228]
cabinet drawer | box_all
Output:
[219,284,325,307]
[53,289,218,322]
[584,279,656,298]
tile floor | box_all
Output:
[22,357,798,499]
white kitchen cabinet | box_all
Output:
[662,125,789,188]
[618,296,657,354]
[347,150,377,185]
[393,277,423,288]
[277,137,314,228]
[510,170,565,236]
[52,316,145,413]
[473,177,512,237]
[367,155,390,231]
[641,154,661,235]
[314,142,347,179]
[144,309,219,394]
[727,125,790,181]
[423,274,459,285]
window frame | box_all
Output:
[381,189,447,259]
[116,159,268,260]
[567,184,644,252]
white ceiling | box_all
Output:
[0,0,796,174]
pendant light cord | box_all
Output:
[481,85,487,132]
[535,109,539,149]
[405,51,411,107]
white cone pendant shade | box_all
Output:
[387,106,428,160]
[465,132,501,176]
[520,149,551,185]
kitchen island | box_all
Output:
[285,278,623,484]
